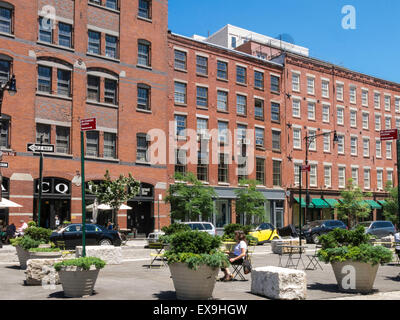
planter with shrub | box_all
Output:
[164,231,229,300]
[317,225,393,293]
[159,223,191,247]
[54,257,106,297]
[28,247,62,260]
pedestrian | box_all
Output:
[6,223,16,243]
[395,230,400,260]
[55,215,60,229]
[16,219,28,236]
[107,221,113,230]
[220,230,248,282]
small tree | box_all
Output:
[382,181,398,226]
[88,170,140,225]
[165,172,217,221]
[336,178,372,228]
[235,179,266,225]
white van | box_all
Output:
[182,222,216,236]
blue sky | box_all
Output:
[168,0,400,83]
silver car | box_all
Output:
[182,222,216,236]
[356,221,396,238]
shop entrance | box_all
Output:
[34,199,71,229]
[127,183,154,237]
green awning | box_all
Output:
[294,197,314,208]
[364,200,382,210]
[324,198,340,208]
[378,200,387,206]
[311,198,330,209]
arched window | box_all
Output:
[0,2,14,35]
[87,68,119,105]
[137,83,151,111]
[37,58,73,96]
[137,39,151,67]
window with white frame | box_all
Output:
[292,73,300,92]
[387,170,393,186]
[322,105,330,123]
[256,128,265,148]
[363,138,370,157]
[375,114,381,131]
[386,141,392,159]
[376,140,382,158]
[337,107,344,125]
[364,169,370,189]
[385,95,391,111]
[292,99,300,118]
[352,168,359,186]
[350,110,357,127]
[351,136,357,156]
[175,115,186,137]
[338,167,346,188]
[350,86,356,104]
[385,116,391,129]
[337,135,345,154]
[218,121,229,144]
[308,102,315,120]
[374,92,380,109]
[323,134,330,152]
[217,90,228,112]
[310,164,317,187]
[308,130,316,151]
[196,118,208,135]
[362,90,368,106]
[322,80,329,98]
[362,113,369,129]
[307,77,315,95]
[396,118,400,130]
[396,97,400,113]
[336,84,344,101]
[324,166,331,187]
[294,164,301,186]
[293,128,301,149]
[377,170,383,190]
[174,82,186,104]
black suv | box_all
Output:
[302,220,347,244]
[50,223,122,249]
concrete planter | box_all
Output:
[16,246,31,269]
[169,262,219,300]
[58,267,100,298]
[331,261,379,294]
[29,251,63,260]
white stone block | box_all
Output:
[25,258,64,286]
[251,266,307,300]
[75,246,122,265]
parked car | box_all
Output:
[182,222,216,236]
[49,223,122,250]
[302,220,348,244]
[249,223,280,245]
[353,221,396,238]
[146,231,165,245]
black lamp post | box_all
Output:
[0,74,16,248]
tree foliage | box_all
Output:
[235,179,266,218]
[382,181,398,225]
[165,173,217,221]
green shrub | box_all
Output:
[27,221,36,228]
[29,247,61,253]
[161,223,191,235]
[24,226,52,242]
[317,225,393,265]
[54,257,106,271]
[164,231,229,270]
[222,224,253,239]
[11,236,42,250]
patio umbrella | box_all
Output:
[97,203,132,210]
[0,198,23,208]
[92,198,99,224]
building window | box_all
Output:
[294,164,301,186]
[255,128,265,148]
[105,35,118,59]
[57,69,71,96]
[87,75,100,102]
[364,169,370,189]
[385,116,392,129]
[137,84,150,110]
[36,123,51,144]
[254,71,264,90]
[387,171,393,186]
[352,168,359,186]
[310,164,317,187]
[307,77,315,95]
[396,98,400,113]
[175,149,186,175]
[375,114,381,131]
[217,61,228,80]
[231,36,237,48]
[350,110,357,127]
[217,90,228,111]
[337,107,344,125]
[338,135,345,154]
[237,156,248,182]
[255,99,264,120]
[273,160,281,186]
[322,80,329,98]
[293,128,301,149]
[0,59,10,85]
[397,118,400,130]
[363,138,370,157]
[218,121,229,144]
[106,0,118,10]
[175,115,186,137]
[37,66,52,93]
[374,92,381,109]
[308,130,316,151]
[386,141,392,159]
[104,79,117,105]
[196,118,208,135]
[196,86,208,108]
[236,94,247,115]
[0,118,9,148]
[138,0,151,19]
[86,131,99,157]
[270,75,280,93]
[88,30,100,55]
[322,104,330,123]
[218,154,229,183]
[385,95,391,111]
[174,50,186,70]
[174,82,186,104]
[292,99,300,118]
[362,90,368,106]
[351,137,357,156]
[237,124,246,142]
[236,66,246,84]
[0,6,12,34]
[271,102,280,122]
[350,86,356,104]
[338,167,346,188]
[196,55,208,76]
[307,102,315,120]
[323,134,330,152]
[271,130,280,151]
[138,40,151,67]
[58,23,72,48]
[39,17,53,43]
[336,84,344,101]
[377,170,383,190]
[103,132,116,158]
[197,151,208,182]
[56,126,70,154]
[324,166,331,188]
[376,140,382,158]
[362,113,369,129]
[136,134,149,162]
[292,73,300,92]
[256,158,265,185]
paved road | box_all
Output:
[1,242,400,300]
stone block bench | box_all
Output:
[251,266,307,300]
[75,246,122,265]
[25,258,64,286]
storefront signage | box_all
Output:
[35,178,71,195]
[27,143,55,153]
[380,129,398,141]
[80,118,97,131]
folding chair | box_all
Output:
[231,251,251,281]
[305,245,323,270]
[148,242,167,269]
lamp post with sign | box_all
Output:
[158,194,162,231]
[80,118,96,257]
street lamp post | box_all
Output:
[0,74,16,248]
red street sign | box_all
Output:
[380,129,398,141]
[80,118,97,131]
[301,165,311,172]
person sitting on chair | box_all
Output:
[394,230,400,260]
[220,230,248,282]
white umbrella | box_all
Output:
[92,198,99,224]
[0,198,22,208]
[97,203,132,210]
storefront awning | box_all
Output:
[364,200,382,210]
[378,200,387,206]
[294,197,315,208]
[324,198,339,208]
[213,187,285,200]
[311,198,330,209]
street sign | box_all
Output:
[0,162,8,168]
[301,165,311,172]
[380,129,398,141]
[1,151,15,156]
[81,118,97,131]
[27,144,55,153]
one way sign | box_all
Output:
[27,144,55,153]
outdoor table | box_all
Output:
[277,245,306,269]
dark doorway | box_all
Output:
[128,201,153,236]
[34,199,70,229]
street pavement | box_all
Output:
[1,241,400,300]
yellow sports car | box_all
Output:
[249,223,280,245]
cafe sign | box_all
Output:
[35,178,71,195]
